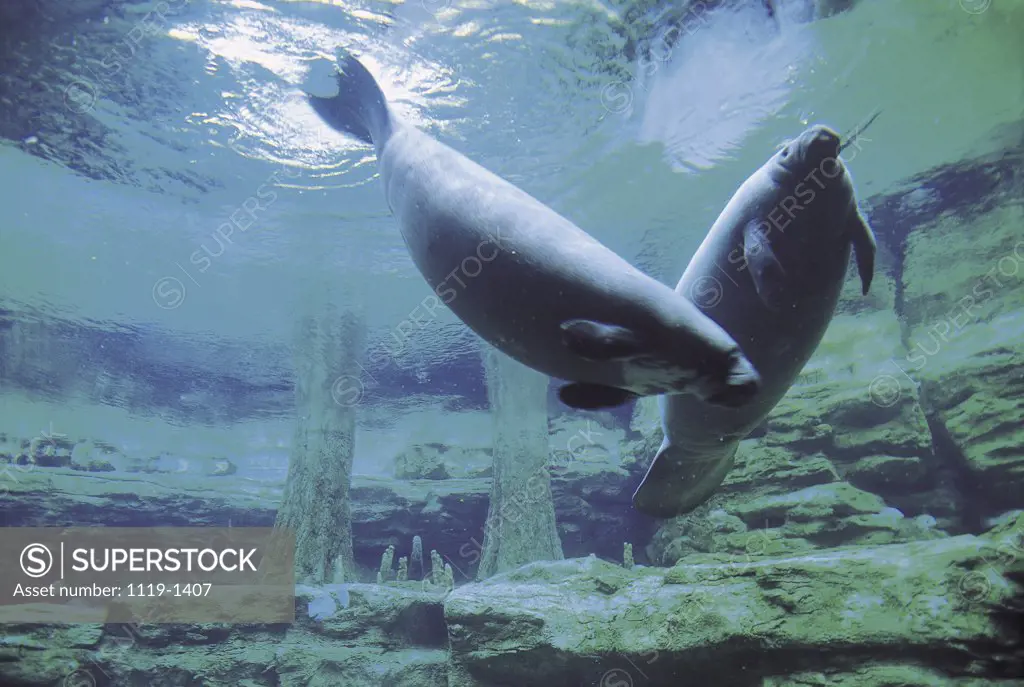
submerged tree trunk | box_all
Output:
[477,347,563,579]
[275,302,365,585]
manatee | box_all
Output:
[634,119,878,517]
[306,51,761,410]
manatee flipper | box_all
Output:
[306,51,392,146]
[703,349,761,408]
[742,220,787,310]
[847,210,876,295]
[632,438,739,518]
[560,319,644,361]
[558,383,637,410]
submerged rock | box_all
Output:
[0,461,644,573]
[1,510,1021,686]
[392,443,493,480]
[207,458,237,477]
[897,201,1024,518]
[844,454,928,493]
[0,583,449,687]
[445,529,1024,685]
[728,481,888,523]
[646,477,945,565]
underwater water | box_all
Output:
[0,0,1022,684]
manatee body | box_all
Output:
[633,125,877,517]
[306,52,761,411]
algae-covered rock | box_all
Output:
[0,584,449,687]
[4,525,1021,686]
[274,645,448,687]
[549,414,623,468]
[754,267,944,520]
[896,201,1024,517]
[919,345,1024,513]
[647,463,934,564]
[645,507,751,566]
[900,204,1024,328]
[1,451,642,570]
[765,267,929,458]
[0,624,110,685]
[768,375,933,465]
[391,442,498,481]
[844,454,928,493]
[716,526,816,559]
[766,664,1021,686]
[444,534,1023,686]
[393,443,453,480]
[728,482,886,524]
[719,482,924,549]
[277,584,449,687]
[723,443,841,494]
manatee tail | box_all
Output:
[632,438,738,518]
[307,52,392,147]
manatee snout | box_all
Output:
[802,125,841,163]
[701,350,761,408]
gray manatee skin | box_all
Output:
[306,51,762,411]
[634,125,877,518]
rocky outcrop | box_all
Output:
[632,151,1024,569]
[645,462,947,567]
[637,266,951,565]
[897,201,1024,517]
[0,584,450,687]
[392,443,493,480]
[761,268,943,516]
[636,166,1024,560]
[0,464,481,577]
[6,515,1020,687]
[0,459,647,577]
[446,520,1024,686]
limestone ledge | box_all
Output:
[445,523,1024,686]
[913,314,1024,513]
[0,462,642,574]
[6,520,1020,686]
[899,199,1024,515]
[0,583,451,687]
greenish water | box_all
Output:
[0,1,1022,684]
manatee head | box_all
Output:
[773,125,844,179]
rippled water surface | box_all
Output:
[0,0,1021,445]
